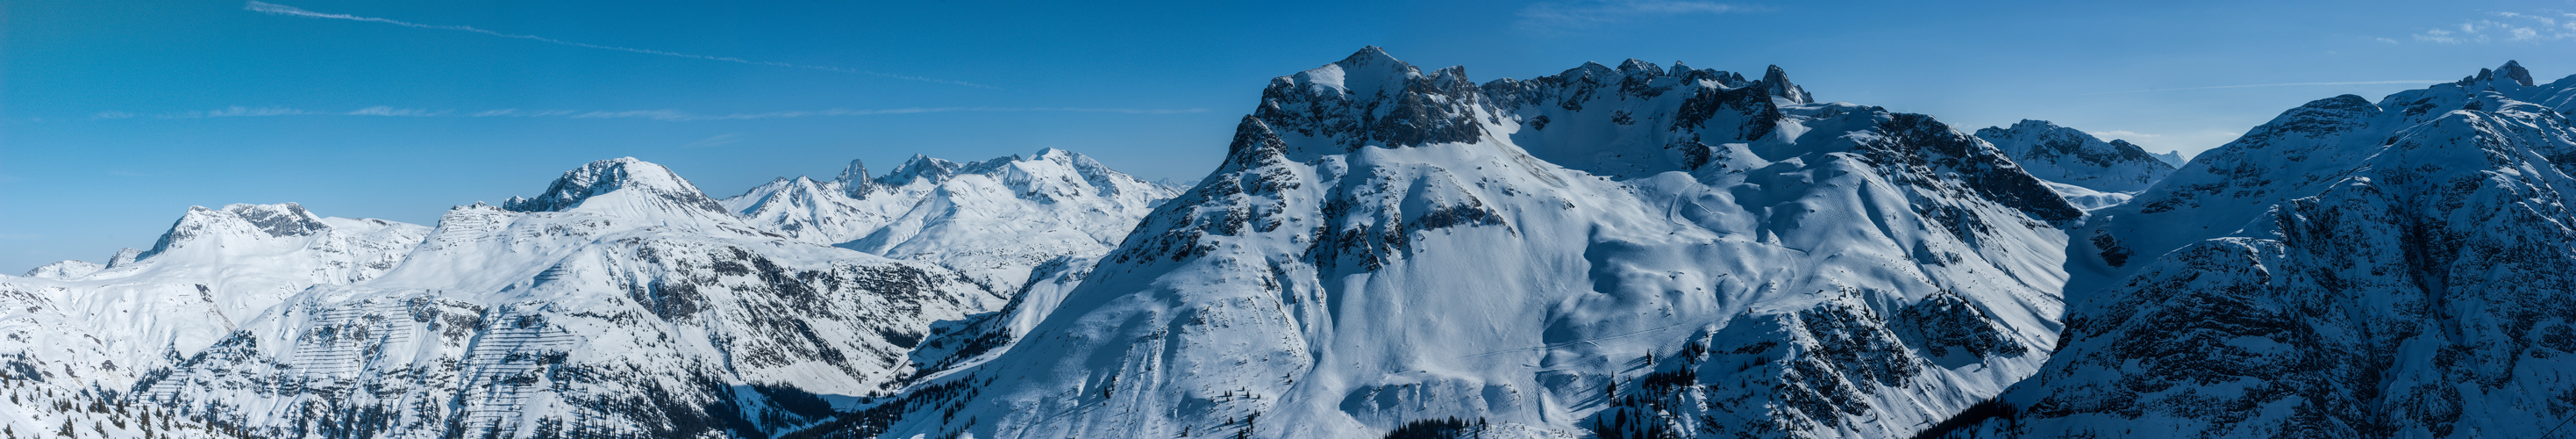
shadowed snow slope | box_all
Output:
[1939,61,2576,438]
[805,47,2080,439]
[720,149,1180,291]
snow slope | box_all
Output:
[810,47,2082,439]
[721,149,1179,291]
[1954,61,2576,437]
[127,158,1010,438]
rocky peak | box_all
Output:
[1762,65,1812,104]
[878,155,963,186]
[1251,47,1488,157]
[2458,61,2537,89]
[2500,60,2536,87]
[835,159,879,198]
[1670,61,1750,88]
[1286,46,1425,98]
[137,203,333,261]
[501,157,724,213]
[1616,58,1665,76]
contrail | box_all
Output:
[2083,80,2445,95]
[243,1,999,90]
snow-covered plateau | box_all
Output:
[7,49,2573,439]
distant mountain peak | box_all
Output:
[1616,58,1664,76]
[1338,45,1402,68]
[136,202,332,262]
[2459,61,2537,88]
[502,157,722,213]
[835,159,879,198]
[1763,64,1811,103]
[879,155,964,186]
[2501,60,2535,87]
[1973,119,2176,193]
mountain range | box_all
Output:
[5,49,2572,439]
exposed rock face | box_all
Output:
[1956,61,2576,438]
[816,47,2078,439]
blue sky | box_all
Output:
[3,0,2570,270]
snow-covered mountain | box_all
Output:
[22,47,2573,439]
[2,203,430,437]
[102,158,1007,438]
[1973,119,2176,195]
[0,203,429,390]
[1938,61,2576,437]
[2148,150,2188,168]
[808,47,2081,439]
[720,149,1180,291]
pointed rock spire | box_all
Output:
[835,159,878,198]
[2500,60,2535,87]
[1762,65,1812,104]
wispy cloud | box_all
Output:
[165,106,314,118]
[2406,11,2576,44]
[680,133,742,148]
[108,106,1210,121]
[347,106,445,117]
[2081,80,2444,95]
[1516,0,1759,32]
[243,1,998,90]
